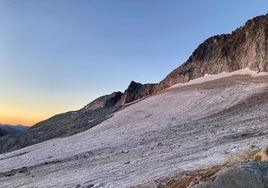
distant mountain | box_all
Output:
[0,13,268,154]
[0,127,7,137]
[0,124,29,135]
[0,124,29,137]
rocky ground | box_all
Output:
[0,71,267,188]
[134,148,268,188]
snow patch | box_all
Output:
[170,68,268,89]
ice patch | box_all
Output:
[170,68,268,89]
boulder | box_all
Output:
[192,161,268,188]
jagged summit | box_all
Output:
[157,13,268,90]
[117,81,157,105]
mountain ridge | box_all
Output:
[156,13,268,90]
[0,13,267,154]
[0,124,29,135]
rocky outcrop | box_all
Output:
[254,146,268,161]
[117,81,157,105]
[193,161,268,188]
[157,13,268,90]
[136,147,268,188]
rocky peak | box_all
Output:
[128,81,143,93]
[117,81,157,105]
[157,13,268,90]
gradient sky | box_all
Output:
[1,0,268,126]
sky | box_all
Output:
[0,0,268,126]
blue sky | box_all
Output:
[0,0,267,125]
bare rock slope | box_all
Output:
[157,13,268,90]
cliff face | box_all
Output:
[157,14,268,90]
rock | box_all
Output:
[121,149,129,154]
[124,161,130,164]
[192,161,268,188]
[91,183,106,188]
[117,81,157,105]
[157,142,163,147]
[18,167,30,175]
[254,146,268,161]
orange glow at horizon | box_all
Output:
[0,97,87,127]
[0,104,67,127]
[0,80,94,127]
[0,112,53,127]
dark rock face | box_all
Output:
[117,81,157,105]
[157,14,268,90]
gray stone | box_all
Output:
[192,161,268,188]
